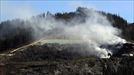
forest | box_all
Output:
[0,7,134,52]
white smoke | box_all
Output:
[26,8,126,58]
[0,7,126,58]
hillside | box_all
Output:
[0,7,134,75]
[0,7,134,52]
[0,39,134,75]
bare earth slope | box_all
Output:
[0,39,134,75]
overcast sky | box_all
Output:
[0,0,134,23]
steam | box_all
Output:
[0,7,126,58]
[27,8,126,58]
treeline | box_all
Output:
[106,13,134,42]
[0,19,33,52]
[0,7,133,52]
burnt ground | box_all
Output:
[0,43,134,75]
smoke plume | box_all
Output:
[0,7,126,58]
[26,8,126,58]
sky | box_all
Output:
[0,0,134,23]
